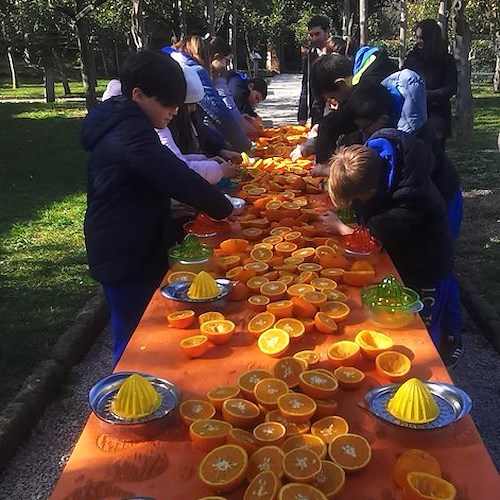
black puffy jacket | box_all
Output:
[81,96,233,284]
[355,129,453,290]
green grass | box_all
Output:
[0,80,109,99]
[0,102,97,406]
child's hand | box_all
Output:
[290,145,303,162]
[319,211,354,235]
[220,149,243,164]
[221,161,240,179]
[311,163,330,177]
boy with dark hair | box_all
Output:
[325,132,460,366]
[298,15,330,125]
[82,51,234,363]
[227,73,268,118]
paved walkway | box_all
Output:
[0,74,498,499]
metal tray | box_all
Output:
[365,381,471,430]
[161,278,234,303]
[89,371,180,426]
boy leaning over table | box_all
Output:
[321,138,457,367]
[81,51,234,364]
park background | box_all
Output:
[0,0,499,475]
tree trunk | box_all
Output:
[399,0,407,69]
[75,0,97,109]
[451,0,473,142]
[266,41,280,74]
[342,0,351,37]
[43,56,56,103]
[131,0,148,50]
[228,0,236,70]
[359,0,368,46]
[205,0,215,36]
[7,47,19,89]
[53,50,71,95]
[494,34,500,92]
[438,1,448,40]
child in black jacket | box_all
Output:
[323,135,459,365]
[82,51,233,363]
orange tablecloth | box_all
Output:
[51,215,499,500]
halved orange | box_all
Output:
[199,311,225,325]
[278,483,328,499]
[258,328,290,357]
[260,281,288,300]
[244,470,282,500]
[274,318,306,342]
[200,320,236,345]
[311,416,349,444]
[245,261,270,275]
[242,227,264,241]
[290,296,318,319]
[376,351,412,382]
[320,268,345,280]
[310,460,346,498]
[167,309,196,329]
[404,472,456,500]
[266,200,283,210]
[189,418,233,451]
[237,369,274,401]
[216,255,242,271]
[263,235,284,245]
[328,433,372,473]
[393,449,442,489]
[277,393,317,423]
[326,341,361,368]
[284,231,303,245]
[315,245,336,259]
[302,291,327,308]
[263,270,280,281]
[292,247,316,262]
[284,256,305,267]
[314,312,338,334]
[293,350,320,368]
[229,282,250,301]
[248,445,285,480]
[333,366,365,390]
[287,283,315,298]
[297,262,323,273]
[275,242,298,256]
[278,275,295,286]
[313,398,339,420]
[226,266,257,283]
[355,329,394,359]
[319,254,349,269]
[265,410,311,437]
[179,399,216,426]
[294,271,318,285]
[282,447,322,483]
[253,242,274,250]
[298,370,339,400]
[253,421,287,447]
[266,300,294,319]
[247,275,270,292]
[199,444,248,493]
[254,377,289,409]
[301,318,315,333]
[273,357,305,388]
[248,294,271,312]
[282,434,327,460]
[270,226,292,236]
[206,386,241,409]
[320,301,351,322]
[251,246,275,263]
[222,398,261,428]
[342,268,376,287]
[322,289,348,302]
[247,311,276,337]
[179,335,210,358]
[167,271,196,284]
[227,428,260,456]
[220,238,249,255]
[310,277,337,291]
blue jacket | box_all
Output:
[82,96,233,284]
[162,46,250,152]
[356,129,453,290]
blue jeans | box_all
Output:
[103,274,163,365]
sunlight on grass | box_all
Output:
[14,108,87,120]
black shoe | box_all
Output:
[439,335,463,369]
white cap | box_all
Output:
[182,65,204,104]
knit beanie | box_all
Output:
[182,65,204,104]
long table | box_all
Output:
[51,198,499,499]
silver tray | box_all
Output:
[365,381,471,430]
[89,371,180,425]
[161,278,234,303]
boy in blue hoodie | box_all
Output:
[82,51,233,363]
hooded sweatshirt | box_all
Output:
[82,96,233,284]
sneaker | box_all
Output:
[439,335,463,369]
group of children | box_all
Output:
[84,20,462,367]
